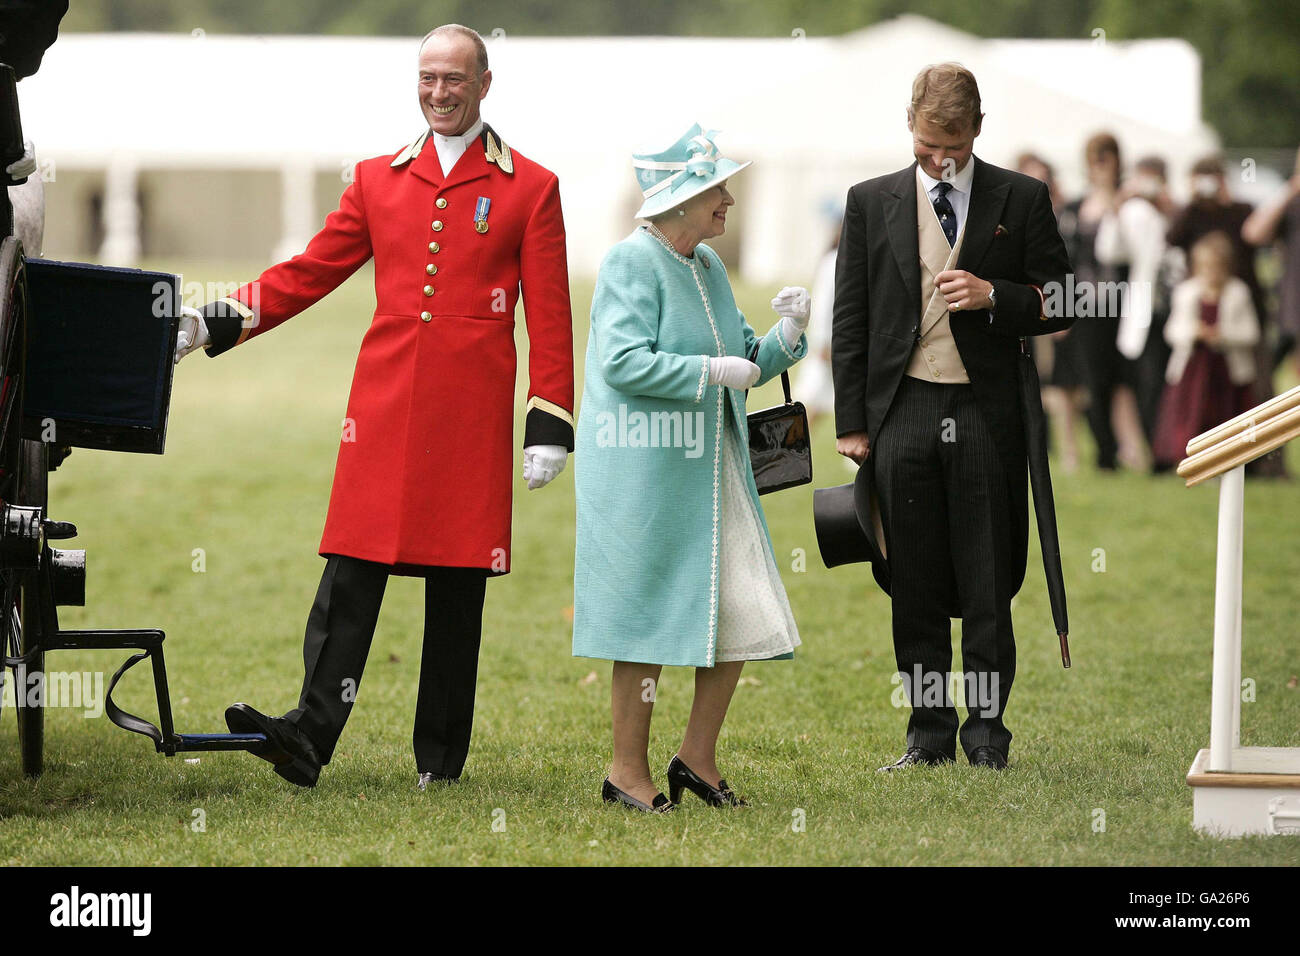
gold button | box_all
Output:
[423,285,434,296]
[927,354,936,363]
[435,197,448,209]
[432,220,444,232]
[428,242,440,253]
[932,370,940,378]
[420,311,432,322]
[426,264,437,275]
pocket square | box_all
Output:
[994,224,1010,238]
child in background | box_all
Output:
[1152,231,1260,469]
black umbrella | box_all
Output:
[1017,337,1071,668]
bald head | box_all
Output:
[419,24,488,74]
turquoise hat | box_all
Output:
[632,124,751,220]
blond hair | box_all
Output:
[908,63,982,134]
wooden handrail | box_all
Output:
[1184,385,1300,456]
[1178,385,1300,486]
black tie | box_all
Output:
[933,181,957,247]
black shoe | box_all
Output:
[225,702,321,788]
[877,746,955,772]
[601,778,675,813]
[968,746,1009,770]
[666,755,747,807]
[417,771,457,791]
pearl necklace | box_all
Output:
[645,223,709,268]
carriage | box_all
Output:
[0,236,268,775]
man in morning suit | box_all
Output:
[831,63,1072,771]
[174,25,575,789]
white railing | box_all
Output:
[1178,384,1300,774]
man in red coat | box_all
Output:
[175,24,574,789]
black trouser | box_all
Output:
[1076,314,1123,469]
[873,377,1018,757]
[282,555,488,777]
[1134,311,1172,455]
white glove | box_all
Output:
[6,140,36,182]
[175,306,211,364]
[523,444,567,490]
[708,355,761,389]
[771,286,811,330]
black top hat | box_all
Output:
[812,462,891,595]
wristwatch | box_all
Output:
[987,283,997,312]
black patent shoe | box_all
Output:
[876,746,955,772]
[225,702,321,788]
[666,755,747,807]
[601,777,675,813]
[968,746,1009,770]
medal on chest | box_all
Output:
[475,196,491,234]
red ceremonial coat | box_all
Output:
[199,126,575,574]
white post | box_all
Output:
[1232,566,1243,748]
[272,159,316,264]
[99,155,141,266]
[1208,465,1245,771]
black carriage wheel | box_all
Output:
[0,237,46,777]
[13,440,47,776]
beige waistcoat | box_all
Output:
[905,177,970,384]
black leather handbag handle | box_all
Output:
[746,342,794,404]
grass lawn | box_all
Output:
[1,259,1298,865]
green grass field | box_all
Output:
[2,261,1298,865]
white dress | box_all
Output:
[713,405,801,662]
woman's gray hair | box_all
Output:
[419,24,489,75]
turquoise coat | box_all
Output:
[572,228,806,667]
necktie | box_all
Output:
[933,181,957,247]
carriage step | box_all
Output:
[42,630,271,759]
[174,732,269,754]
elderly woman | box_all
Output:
[573,125,810,812]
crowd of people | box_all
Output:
[1017,140,1299,475]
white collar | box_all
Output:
[917,156,975,196]
[431,117,484,151]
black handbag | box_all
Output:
[745,346,812,495]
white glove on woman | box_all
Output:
[175,306,210,364]
[772,285,811,349]
[523,444,567,490]
[6,141,36,182]
[708,355,761,389]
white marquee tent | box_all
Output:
[18,15,1219,281]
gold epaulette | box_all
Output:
[483,128,514,175]
[391,130,429,167]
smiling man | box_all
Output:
[831,63,1072,772]
[175,24,574,790]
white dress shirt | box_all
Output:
[431,117,484,177]
[917,157,975,240]
[1096,196,1169,358]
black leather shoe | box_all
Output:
[417,771,457,791]
[877,746,955,772]
[601,778,675,813]
[225,703,321,788]
[968,746,1009,770]
[666,755,747,807]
